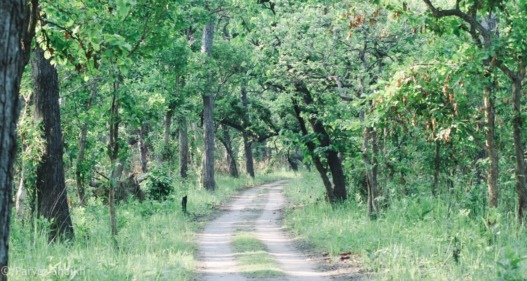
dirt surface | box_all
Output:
[196,180,363,281]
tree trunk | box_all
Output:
[484,86,498,208]
[0,1,36,277]
[138,124,148,173]
[163,107,173,161]
[362,126,378,217]
[31,47,74,242]
[511,77,527,223]
[243,135,255,178]
[109,162,123,237]
[201,21,216,190]
[108,89,120,238]
[240,79,255,178]
[221,126,239,177]
[179,116,189,179]
[297,84,347,201]
[433,140,440,196]
[292,101,335,202]
[76,79,98,205]
[15,174,26,220]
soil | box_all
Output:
[195,180,364,281]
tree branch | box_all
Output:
[422,0,490,41]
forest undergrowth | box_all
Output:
[8,171,291,281]
[283,172,527,281]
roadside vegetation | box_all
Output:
[8,172,290,281]
[284,172,527,280]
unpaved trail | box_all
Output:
[196,180,361,281]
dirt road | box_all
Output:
[196,180,361,281]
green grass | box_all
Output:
[231,231,284,278]
[282,172,527,281]
[8,170,294,281]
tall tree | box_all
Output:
[422,0,527,222]
[201,21,216,190]
[0,0,37,278]
[240,78,255,178]
[31,47,74,241]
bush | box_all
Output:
[143,168,173,201]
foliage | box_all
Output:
[142,167,174,201]
[9,173,290,280]
[283,171,527,280]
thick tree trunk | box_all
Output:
[511,77,527,223]
[179,116,189,179]
[221,126,239,177]
[0,1,36,277]
[484,86,498,208]
[31,47,74,242]
[76,80,98,205]
[243,135,255,178]
[201,21,216,190]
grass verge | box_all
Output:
[8,169,294,281]
[282,172,527,280]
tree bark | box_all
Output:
[243,135,255,178]
[484,86,498,208]
[179,116,189,179]
[240,79,255,178]
[292,101,335,202]
[108,87,120,238]
[15,174,26,221]
[221,126,239,177]
[297,83,347,201]
[511,77,527,223]
[137,124,148,173]
[31,47,74,242]
[109,162,123,237]
[201,21,216,190]
[163,107,173,161]
[1,1,36,277]
[362,126,378,217]
[76,80,98,205]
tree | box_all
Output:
[422,0,527,223]
[31,47,74,241]
[0,0,37,278]
[201,21,216,190]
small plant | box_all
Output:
[497,250,527,281]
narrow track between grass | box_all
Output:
[196,180,353,281]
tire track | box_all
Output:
[196,180,333,281]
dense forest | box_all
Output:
[1,0,527,280]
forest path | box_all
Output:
[195,180,361,281]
